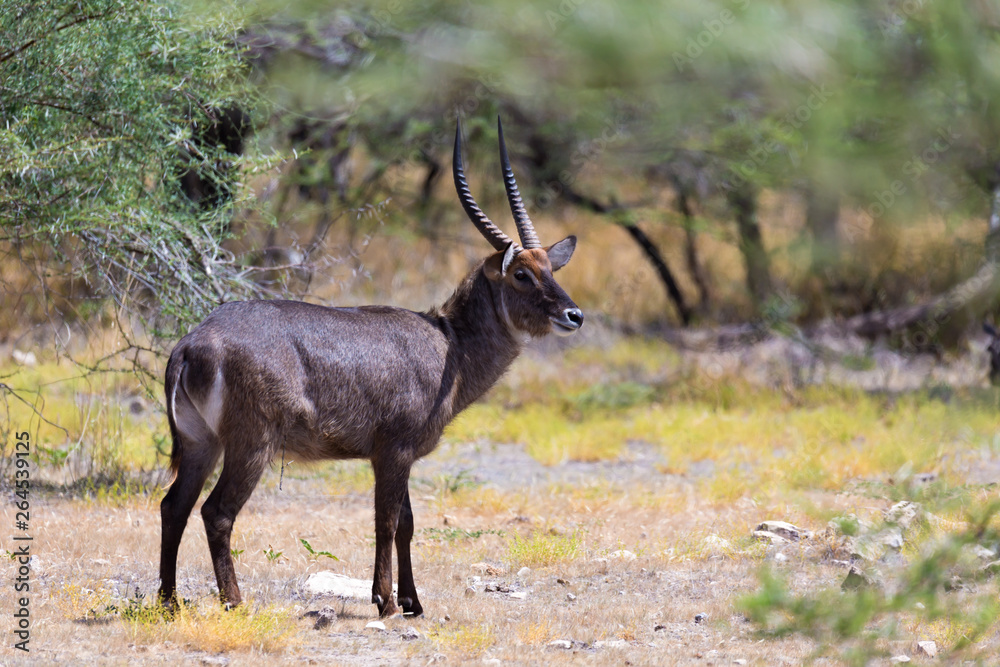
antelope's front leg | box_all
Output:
[395,488,423,616]
[371,457,410,618]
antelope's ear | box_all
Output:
[485,242,518,281]
[546,235,576,271]
[985,322,999,338]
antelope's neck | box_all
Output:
[434,267,522,415]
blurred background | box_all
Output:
[4,0,1000,357]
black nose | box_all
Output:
[565,308,584,328]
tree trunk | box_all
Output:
[804,186,841,277]
[559,187,692,326]
[622,223,692,326]
[677,189,710,313]
[726,186,773,306]
[987,185,1000,262]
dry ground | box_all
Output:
[2,440,998,666]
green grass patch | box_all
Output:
[506,530,583,568]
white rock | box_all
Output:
[755,521,812,541]
[548,639,572,649]
[916,641,937,658]
[401,626,421,640]
[508,591,527,600]
[890,655,910,664]
[517,566,531,577]
[967,544,997,561]
[884,501,921,530]
[752,530,788,545]
[594,639,626,649]
[733,661,748,666]
[772,552,788,563]
[303,572,394,600]
[365,621,386,631]
[12,350,36,366]
[609,550,637,561]
[703,535,731,552]
[566,593,576,601]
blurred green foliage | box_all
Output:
[0,0,268,343]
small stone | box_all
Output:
[594,639,626,648]
[884,501,921,531]
[772,552,787,563]
[566,593,576,601]
[609,550,637,561]
[444,614,451,621]
[443,514,457,526]
[471,562,504,576]
[890,655,910,664]
[653,624,666,631]
[752,530,788,545]
[464,586,476,597]
[703,535,731,551]
[200,657,229,666]
[980,559,1000,576]
[508,591,527,600]
[733,661,748,666]
[694,612,707,624]
[401,626,421,641]
[365,621,386,631]
[556,578,570,585]
[755,521,812,542]
[968,545,997,561]
[12,349,37,366]
[303,606,337,630]
[842,565,882,591]
[517,567,531,578]
[548,639,572,649]
[916,640,936,657]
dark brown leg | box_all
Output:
[200,453,267,608]
[158,435,221,608]
[395,489,423,616]
[371,457,410,618]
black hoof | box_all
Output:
[400,598,423,617]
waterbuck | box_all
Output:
[158,118,584,618]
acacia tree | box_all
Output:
[0,0,267,358]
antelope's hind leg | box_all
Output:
[158,432,222,609]
[200,444,270,608]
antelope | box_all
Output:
[158,117,584,618]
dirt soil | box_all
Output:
[2,435,984,667]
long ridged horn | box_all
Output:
[497,116,541,249]
[453,119,513,252]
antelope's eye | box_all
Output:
[514,269,529,282]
